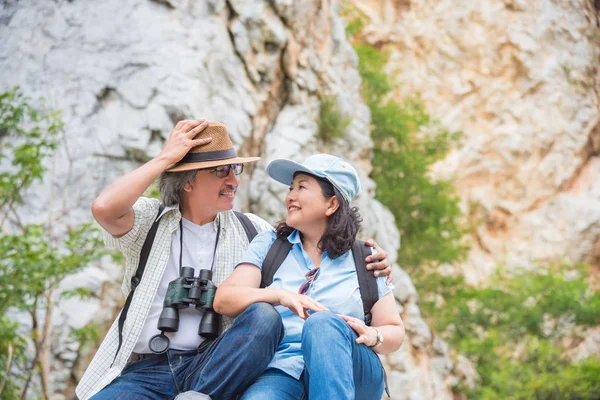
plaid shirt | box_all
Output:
[76,197,273,400]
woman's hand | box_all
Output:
[278,290,329,319]
[339,314,378,347]
[158,119,212,164]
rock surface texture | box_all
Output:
[1,0,457,399]
[352,0,600,284]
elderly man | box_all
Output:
[76,120,391,400]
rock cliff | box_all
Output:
[0,0,457,398]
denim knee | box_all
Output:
[243,302,281,329]
[236,302,283,345]
[302,311,348,342]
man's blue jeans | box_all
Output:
[90,303,283,400]
[241,312,385,400]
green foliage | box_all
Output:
[70,323,101,348]
[0,88,105,399]
[351,36,466,269]
[418,264,600,399]
[345,17,364,38]
[0,88,62,209]
[144,181,161,200]
[419,264,600,341]
[370,99,466,267]
[0,316,27,397]
[340,4,367,39]
[0,223,103,314]
[353,44,392,106]
[469,338,600,400]
[60,287,94,301]
[316,96,351,144]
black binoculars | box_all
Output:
[148,267,220,354]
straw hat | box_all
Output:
[167,122,260,172]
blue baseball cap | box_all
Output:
[267,154,361,202]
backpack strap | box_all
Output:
[112,204,165,366]
[260,236,293,288]
[352,241,390,398]
[233,211,258,242]
[352,240,378,326]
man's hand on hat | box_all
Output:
[159,119,212,164]
[364,239,393,284]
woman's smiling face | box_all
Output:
[285,173,336,232]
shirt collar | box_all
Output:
[158,203,179,219]
[287,230,302,244]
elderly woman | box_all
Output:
[214,154,404,400]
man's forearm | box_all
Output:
[91,155,172,234]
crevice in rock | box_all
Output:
[94,85,157,112]
[524,194,552,212]
[526,107,600,212]
[243,67,291,214]
[84,86,118,119]
[266,0,291,28]
[0,13,12,26]
[504,0,525,12]
[148,0,176,10]
[222,0,295,213]
[0,0,18,25]
[96,86,117,105]
[563,119,600,191]
[593,0,600,29]
[472,229,492,254]
[224,0,254,84]
[148,128,164,145]
[114,62,151,78]
[94,147,152,164]
[164,106,187,125]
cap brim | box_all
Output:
[166,156,261,172]
[267,159,318,185]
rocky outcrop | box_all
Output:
[0,0,455,399]
[352,0,600,285]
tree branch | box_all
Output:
[0,342,14,396]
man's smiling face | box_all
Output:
[184,165,241,216]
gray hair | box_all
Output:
[158,169,200,206]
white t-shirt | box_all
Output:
[133,217,217,353]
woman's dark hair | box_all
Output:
[276,173,362,258]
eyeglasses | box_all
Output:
[298,266,320,295]
[204,163,244,178]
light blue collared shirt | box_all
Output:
[237,230,394,379]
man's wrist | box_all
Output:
[154,152,177,167]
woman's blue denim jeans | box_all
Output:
[241,312,385,400]
[90,303,283,400]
